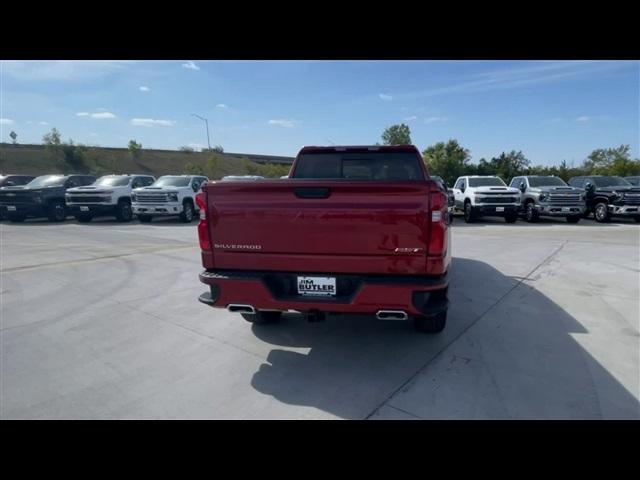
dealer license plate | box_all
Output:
[297,276,336,297]
[7,206,16,211]
[496,206,504,212]
[562,207,570,212]
[80,206,89,212]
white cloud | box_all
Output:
[182,61,200,71]
[39,121,49,125]
[379,94,393,101]
[139,86,150,92]
[76,112,90,117]
[403,116,418,122]
[576,116,591,122]
[0,118,15,125]
[91,112,116,119]
[131,118,176,127]
[216,104,228,109]
[425,116,448,123]
[268,119,296,128]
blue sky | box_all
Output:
[1,60,638,166]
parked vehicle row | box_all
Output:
[447,174,640,224]
[0,173,208,223]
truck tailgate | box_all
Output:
[203,180,432,274]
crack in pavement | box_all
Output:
[363,240,568,420]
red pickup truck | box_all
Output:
[196,145,451,333]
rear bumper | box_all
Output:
[198,269,449,316]
[132,202,183,216]
[609,204,640,216]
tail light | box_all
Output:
[195,192,210,251]
[427,186,448,257]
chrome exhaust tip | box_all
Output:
[376,310,408,321]
[227,304,256,314]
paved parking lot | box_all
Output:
[1,215,639,419]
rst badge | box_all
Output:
[297,276,336,297]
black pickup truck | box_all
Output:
[0,174,96,222]
[0,175,36,220]
[568,175,640,223]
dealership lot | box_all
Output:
[1,217,638,419]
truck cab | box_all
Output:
[66,174,155,222]
[132,175,209,223]
[451,175,520,223]
[0,174,96,222]
[509,175,585,223]
[568,175,640,222]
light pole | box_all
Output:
[191,113,211,151]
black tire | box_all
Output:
[504,212,518,223]
[241,311,282,324]
[180,201,194,223]
[463,201,475,223]
[413,311,447,334]
[115,200,133,222]
[7,214,26,223]
[566,215,581,224]
[47,200,66,222]
[138,215,153,223]
[524,202,539,223]
[75,213,93,223]
[594,202,610,223]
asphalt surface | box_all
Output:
[1,214,639,419]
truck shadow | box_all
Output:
[249,257,639,419]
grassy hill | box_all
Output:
[0,143,294,179]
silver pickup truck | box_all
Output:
[509,175,586,223]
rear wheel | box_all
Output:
[463,202,475,223]
[115,200,133,222]
[241,311,282,324]
[594,202,610,223]
[48,200,66,222]
[524,202,539,223]
[180,201,194,223]
[76,213,93,223]
[566,215,581,224]
[413,311,447,334]
[138,215,152,223]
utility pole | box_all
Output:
[191,113,211,151]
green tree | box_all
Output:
[583,145,640,176]
[60,140,88,172]
[381,124,412,145]
[9,131,17,145]
[422,139,472,186]
[206,154,219,179]
[184,162,204,175]
[128,139,143,161]
[42,127,61,146]
[180,145,195,153]
[242,157,259,175]
[212,145,224,153]
[488,150,530,182]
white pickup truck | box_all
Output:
[452,175,521,223]
[66,174,156,222]
[132,175,209,223]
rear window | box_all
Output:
[292,152,424,180]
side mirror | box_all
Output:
[519,182,526,192]
[192,183,198,192]
[585,182,594,192]
[460,186,465,193]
